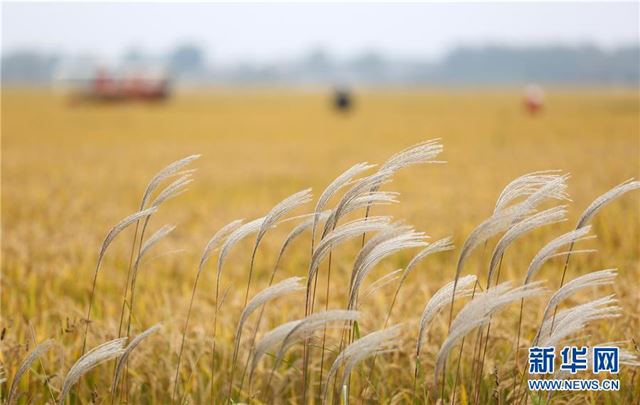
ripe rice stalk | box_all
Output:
[7,339,55,405]
[59,338,127,405]
[323,325,401,403]
[434,282,545,391]
[172,218,242,402]
[229,277,305,399]
[111,324,161,399]
[82,207,157,355]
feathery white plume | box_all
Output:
[233,277,305,363]
[417,276,476,356]
[312,162,376,245]
[577,179,640,228]
[348,227,427,309]
[59,338,127,405]
[308,216,392,294]
[7,340,56,405]
[536,296,621,347]
[140,154,200,209]
[435,282,545,385]
[525,225,595,284]
[537,269,617,330]
[323,325,401,401]
[488,206,567,285]
[112,324,161,394]
[494,170,568,213]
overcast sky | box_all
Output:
[3,2,639,64]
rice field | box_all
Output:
[1,88,639,404]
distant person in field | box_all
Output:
[333,87,353,113]
[524,84,545,115]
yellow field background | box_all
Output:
[2,88,639,403]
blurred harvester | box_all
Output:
[57,62,170,103]
[523,84,544,115]
[333,87,353,113]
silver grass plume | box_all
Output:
[150,174,193,208]
[488,206,567,285]
[59,338,127,405]
[537,269,617,333]
[232,277,305,364]
[217,217,266,276]
[7,339,55,405]
[312,162,376,247]
[593,341,640,367]
[399,236,455,288]
[379,139,445,173]
[363,269,404,299]
[348,227,428,309]
[274,212,331,278]
[307,216,392,296]
[435,281,546,386]
[536,296,621,347]
[577,178,640,228]
[323,191,399,233]
[321,170,395,238]
[132,224,175,271]
[250,320,302,377]
[83,207,158,354]
[271,310,360,377]
[416,276,476,357]
[201,219,244,272]
[140,154,200,209]
[452,204,532,307]
[98,207,158,262]
[323,325,401,401]
[112,324,161,394]
[243,189,313,304]
[257,189,313,247]
[493,170,567,213]
[524,225,595,284]
[173,219,243,402]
